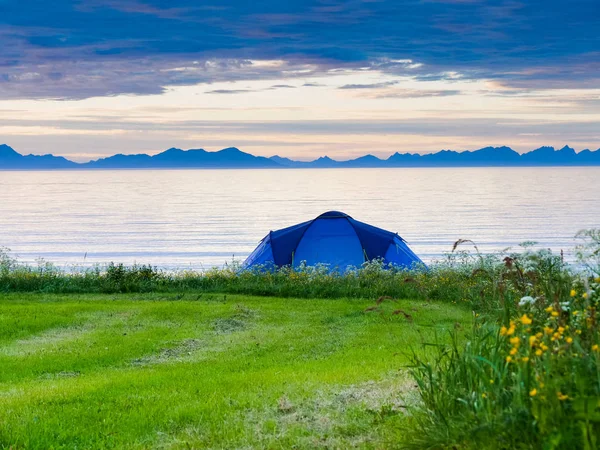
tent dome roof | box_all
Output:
[316,210,351,219]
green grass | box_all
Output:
[0,293,470,449]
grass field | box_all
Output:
[0,293,469,449]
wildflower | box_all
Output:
[500,326,508,336]
[530,388,538,397]
[551,311,560,317]
[506,356,512,363]
[592,344,599,352]
[557,392,569,401]
[529,336,537,347]
[545,306,554,313]
[576,329,582,335]
[558,326,565,334]
[583,293,588,299]
[510,336,521,346]
[544,326,553,335]
[541,344,549,351]
[535,332,543,338]
[522,357,529,362]
[510,347,518,355]
[520,314,533,325]
[570,289,577,297]
[566,337,573,344]
[519,296,536,306]
[553,332,561,340]
[535,349,543,356]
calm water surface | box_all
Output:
[0,167,598,269]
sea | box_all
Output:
[0,167,598,270]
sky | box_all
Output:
[1,0,599,161]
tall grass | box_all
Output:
[406,229,600,449]
[0,246,510,306]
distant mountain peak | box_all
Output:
[559,145,576,153]
[1,143,599,170]
[0,144,19,156]
[218,147,242,153]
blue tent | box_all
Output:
[244,211,424,270]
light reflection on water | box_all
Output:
[0,167,598,269]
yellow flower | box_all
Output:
[558,326,565,334]
[545,306,554,313]
[510,336,521,346]
[551,311,559,317]
[592,344,599,352]
[541,344,549,351]
[530,388,538,397]
[570,289,577,297]
[583,293,588,299]
[522,357,529,362]
[576,329,582,335]
[535,349,543,356]
[557,392,569,401]
[500,326,508,336]
[544,326,553,335]
[553,332,561,340]
[573,311,579,316]
[566,337,573,344]
[506,326,515,336]
[506,356,512,363]
[520,314,533,325]
[529,336,537,347]
[482,393,487,399]
[535,332,543,338]
[510,347,518,355]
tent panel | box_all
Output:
[349,218,397,260]
[270,220,313,266]
[293,218,364,269]
[244,234,275,267]
[384,236,424,268]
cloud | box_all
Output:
[205,83,298,95]
[375,89,462,98]
[0,0,599,100]
[206,89,254,94]
[338,81,398,90]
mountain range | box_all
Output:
[1,144,600,170]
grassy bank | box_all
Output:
[0,293,468,449]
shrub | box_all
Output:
[406,230,600,449]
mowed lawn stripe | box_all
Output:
[0,294,469,449]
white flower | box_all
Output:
[560,301,570,311]
[518,296,536,307]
